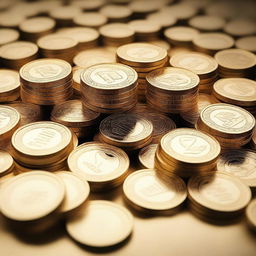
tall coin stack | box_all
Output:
[80,63,138,114]
[20,59,73,105]
[116,43,168,102]
[155,128,221,179]
[197,103,255,149]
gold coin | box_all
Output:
[188,172,251,214]
[73,12,107,28]
[199,103,255,136]
[213,78,256,107]
[160,128,221,164]
[55,171,90,213]
[138,144,158,169]
[116,43,168,67]
[49,5,82,21]
[235,36,256,53]
[128,19,161,35]
[100,4,132,21]
[68,142,129,189]
[214,49,256,70]
[246,199,256,230]
[0,171,65,221]
[147,12,177,28]
[198,93,216,113]
[0,28,19,46]
[72,0,105,11]
[217,149,256,189]
[99,23,134,39]
[0,150,14,177]
[123,169,187,212]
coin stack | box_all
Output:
[68,142,130,192]
[20,58,73,105]
[123,169,187,215]
[116,43,168,101]
[11,121,78,171]
[80,63,138,113]
[212,78,256,116]
[146,67,199,114]
[214,49,256,78]
[0,150,15,178]
[51,100,100,139]
[197,103,255,149]
[138,143,158,169]
[0,41,38,70]
[170,52,218,94]
[246,199,256,231]
[72,66,83,97]
[99,23,135,47]
[98,113,153,151]
[188,172,252,223]
[37,34,78,64]
[0,69,20,102]
[251,132,256,150]
[19,17,56,42]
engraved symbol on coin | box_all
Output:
[0,112,10,129]
[214,111,244,128]
[179,136,207,155]
[140,181,168,197]
[157,74,190,86]
[127,47,158,59]
[31,64,61,78]
[96,70,123,84]
[226,158,255,178]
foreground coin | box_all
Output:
[66,200,133,247]
[123,169,187,213]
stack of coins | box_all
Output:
[0,171,66,233]
[212,78,256,115]
[98,113,153,151]
[0,28,19,46]
[235,36,256,53]
[123,169,187,215]
[0,41,38,70]
[0,150,15,178]
[99,23,135,47]
[19,17,56,42]
[0,69,20,102]
[214,49,256,78]
[164,26,199,47]
[217,149,256,192]
[146,67,199,114]
[197,103,255,149]
[11,121,78,171]
[20,58,73,105]
[57,27,99,51]
[246,199,256,231]
[155,128,221,179]
[72,66,83,96]
[128,19,161,41]
[73,12,108,28]
[116,43,168,101]
[100,4,132,22]
[251,132,256,150]
[80,63,138,113]
[138,144,158,169]
[51,100,100,139]
[188,172,252,223]
[0,105,20,148]
[37,34,78,64]
[68,142,130,191]
[192,33,234,55]
[7,102,42,126]
[170,52,218,94]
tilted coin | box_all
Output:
[0,150,14,177]
[138,144,158,169]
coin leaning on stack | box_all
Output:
[116,43,168,101]
[20,58,73,105]
[80,63,138,113]
[0,150,15,178]
[10,121,78,171]
[197,103,255,149]
[155,128,221,179]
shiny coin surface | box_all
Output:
[55,171,90,213]
[123,169,187,212]
[246,199,256,230]
[66,200,133,247]
[0,28,19,46]
[0,171,65,221]
[73,12,107,28]
[138,144,158,169]
[235,36,256,53]
[0,150,14,177]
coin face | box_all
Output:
[73,12,107,28]
[19,17,55,33]
[55,171,90,213]
[20,58,72,84]
[0,105,20,136]
[246,199,256,229]
[138,144,158,169]
[12,121,72,156]
[146,67,199,91]
[170,52,218,76]
[200,103,255,135]
[0,150,14,176]
[99,113,153,144]
[213,78,256,105]
[0,41,38,60]
[99,23,134,38]
[66,200,133,247]
[164,26,199,43]
[0,69,20,93]
[161,128,221,164]
[189,15,226,31]
[81,63,137,90]
[214,49,256,70]
[123,169,187,211]
[0,28,19,46]
[0,171,65,221]
[188,172,251,212]
[116,43,168,66]
[235,36,256,52]
[68,142,129,182]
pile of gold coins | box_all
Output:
[0,0,256,251]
